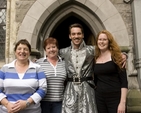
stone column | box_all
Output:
[131,0,141,87]
[127,0,141,112]
[5,0,19,63]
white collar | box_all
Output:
[71,40,86,50]
[8,59,36,69]
[43,55,63,62]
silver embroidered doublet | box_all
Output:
[60,41,98,113]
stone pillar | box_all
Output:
[126,0,141,112]
[126,47,141,113]
[131,0,141,87]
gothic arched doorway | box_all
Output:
[49,16,95,50]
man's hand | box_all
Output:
[121,53,127,68]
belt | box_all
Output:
[68,76,93,84]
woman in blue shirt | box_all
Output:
[0,39,47,113]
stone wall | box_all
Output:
[110,0,133,47]
[3,0,141,112]
[5,0,36,63]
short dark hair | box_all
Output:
[43,37,59,50]
[14,39,31,53]
[69,23,84,34]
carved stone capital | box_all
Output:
[30,48,41,59]
[123,0,133,4]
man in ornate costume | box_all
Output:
[60,23,127,113]
[60,23,98,113]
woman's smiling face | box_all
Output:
[97,33,109,52]
[45,43,58,59]
[15,43,30,61]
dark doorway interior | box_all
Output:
[50,16,94,49]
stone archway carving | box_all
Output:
[15,1,141,111]
[17,0,132,77]
[16,0,139,89]
[17,0,129,48]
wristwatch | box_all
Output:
[26,100,30,107]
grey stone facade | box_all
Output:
[3,0,141,112]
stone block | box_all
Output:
[127,89,141,113]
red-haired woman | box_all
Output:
[36,37,67,113]
[94,30,128,113]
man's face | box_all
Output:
[69,27,84,49]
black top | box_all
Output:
[94,60,128,93]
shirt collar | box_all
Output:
[71,40,86,50]
[8,59,36,68]
[43,55,63,62]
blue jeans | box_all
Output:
[41,101,62,113]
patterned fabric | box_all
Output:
[36,56,67,102]
[60,41,98,113]
[0,59,47,113]
[71,47,86,77]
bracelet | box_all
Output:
[26,100,30,107]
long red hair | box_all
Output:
[95,30,123,69]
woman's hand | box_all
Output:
[5,102,15,113]
[117,102,126,113]
[10,100,26,113]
